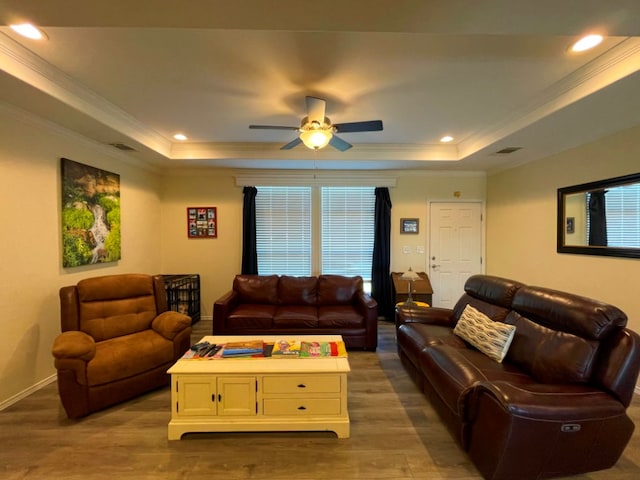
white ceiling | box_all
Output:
[1,0,639,172]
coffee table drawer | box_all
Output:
[262,375,341,394]
[263,398,342,416]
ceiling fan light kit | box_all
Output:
[300,127,333,150]
[249,96,383,152]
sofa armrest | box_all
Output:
[52,331,96,361]
[396,306,456,327]
[356,291,377,311]
[355,291,378,350]
[152,311,192,340]
[464,380,627,423]
[213,290,240,332]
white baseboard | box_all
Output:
[0,374,56,411]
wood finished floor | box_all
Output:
[1,320,639,480]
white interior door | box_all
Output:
[429,202,483,308]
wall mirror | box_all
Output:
[557,172,640,258]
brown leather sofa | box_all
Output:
[52,274,192,418]
[213,274,378,350]
[396,275,640,480]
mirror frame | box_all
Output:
[557,172,640,259]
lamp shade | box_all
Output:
[401,267,420,281]
[300,129,332,150]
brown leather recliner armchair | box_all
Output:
[52,274,192,419]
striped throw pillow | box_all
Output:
[453,304,516,363]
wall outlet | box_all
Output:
[403,246,411,254]
[416,246,425,254]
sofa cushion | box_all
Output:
[278,276,318,306]
[398,323,467,370]
[318,275,361,306]
[318,306,363,327]
[454,304,516,363]
[77,274,158,341]
[227,304,276,329]
[463,275,524,309]
[505,311,599,383]
[419,344,530,417]
[233,275,279,304]
[453,294,512,324]
[274,306,319,327]
[512,286,627,340]
[87,330,174,386]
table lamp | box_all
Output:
[401,267,420,306]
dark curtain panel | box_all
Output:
[588,190,608,246]
[241,186,258,274]
[371,187,394,321]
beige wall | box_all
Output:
[486,125,640,336]
[0,105,163,406]
[5,96,637,407]
[0,104,485,407]
[159,170,243,319]
[390,172,486,274]
[159,170,487,315]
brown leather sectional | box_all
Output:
[396,274,640,480]
[213,274,378,350]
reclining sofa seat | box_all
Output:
[396,275,640,480]
[213,274,378,350]
[52,274,192,418]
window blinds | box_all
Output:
[605,183,640,247]
[255,186,312,275]
[321,187,375,280]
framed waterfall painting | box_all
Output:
[61,158,121,267]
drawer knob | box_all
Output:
[297,384,307,388]
[297,406,307,410]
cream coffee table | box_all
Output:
[167,334,350,439]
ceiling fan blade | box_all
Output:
[280,137,303,150]
[249,125,299,130]
[306,96,326,124]
[329,135,352,152]
[333,120,383,133]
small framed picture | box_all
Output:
[401,218,419,234]
[187,207,217,238]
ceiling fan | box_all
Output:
[249,96,383,151]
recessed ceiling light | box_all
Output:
[440,135,454,143]
[10,23,46,40]
[570,34,603,53]
[173,133,188,141]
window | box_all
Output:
[603,183,640,247]
[586,184,640,247]
[255,186,375,280]
[321,187,375,278]
[256,186,312,275]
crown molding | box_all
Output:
[458,37,640,159]
[0,100,162,173]
[170,141,460,162]
[234,170,397,187]
[0,32,172,157]
[2,30,638,168]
